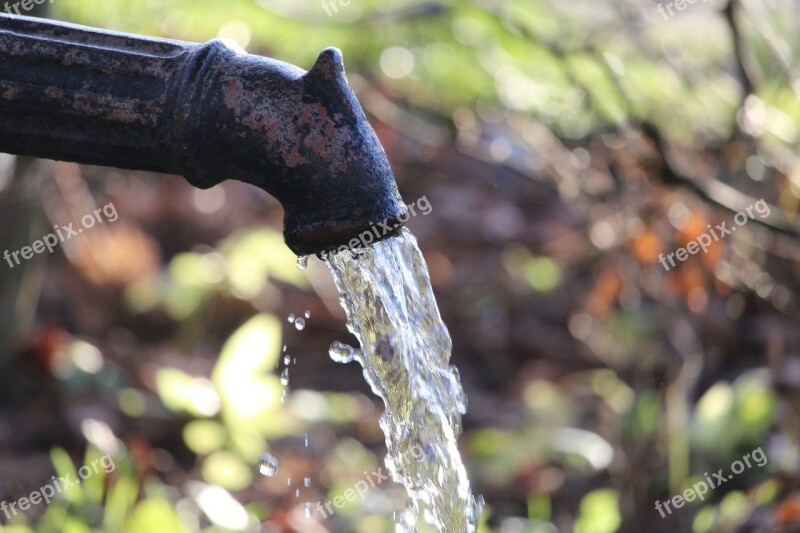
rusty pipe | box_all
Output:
[0,14,407,255]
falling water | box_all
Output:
[324,228,482,532]
[258,452,278,477]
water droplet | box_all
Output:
[287,477,292,485]
[476,494,485,510]
[304,432,309,447]
[281,389,287,403]
[283,344,287,352]
[296,255,309,270]
[280,368,289,385]
[304,476,311,487]
[287,313,295,323]
[328,341,358,363]
[258,452,278,476]
[304,310,311,318]
[304,502,313,518]
[294,318,306,330]
[295,488,300,497]
[283,354,291,365]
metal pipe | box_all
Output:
[0,14,407,255]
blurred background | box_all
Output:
[1,0,799,532]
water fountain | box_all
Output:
[0,14,481,531]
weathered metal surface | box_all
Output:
[0,14,407,255]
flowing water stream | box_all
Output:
[324,228,482,532]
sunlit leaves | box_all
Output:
[212,313,282,424]
[574,489,621,533]
[50,448,83,505]
[524,256,561,293]
[125,500,187,533]
[503,244,562,293]
[164,252,225,320]
[156,369,221,418]
[125,227,308,320]
[183,420,227,455]
[221,228,308,298]
[201,451,252,491]
[103,475,138,531]
[691,371,776,454]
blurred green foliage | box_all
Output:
[52,0,800,147]
[3,1,796,531]
[0,447,187,533]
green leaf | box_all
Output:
[155,368,219,418]
[81,448,106,505]
[222,228,308,298]
[524,256,561,293]
[103,476,138,531]
[183,420,228,455]
[201,451,252,491]
[212,314,282,424]
[125,500,187,533]
[50,448,83,505]
[574,489,621,533]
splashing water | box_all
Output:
[324,228,482,531]
[328,340,357,363]
[258,452,278,477]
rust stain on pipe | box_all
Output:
[0,14,407,255]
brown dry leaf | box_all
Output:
[629,229,663,264]
[586,265,622,317]
[678,209,724,268]
[678,209,708,245]
[775,493,800,526]
[72,224,161,286]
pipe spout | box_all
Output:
[0,14,407,255]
